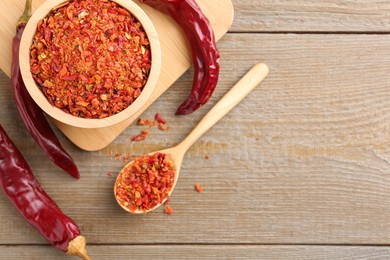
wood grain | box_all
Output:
[4,1,390,76]
[1,1,390,259]
[1,245,390,259]
[231,0,390,32]
[1,33,390,252]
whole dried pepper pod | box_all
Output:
[0,125,91,259]
[140,0,220,115]
[11,0,80,179]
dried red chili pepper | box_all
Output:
[11,0,80,179]
[141,0,220,115]
[0,125,90,259]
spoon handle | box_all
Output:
[179,63,269,152]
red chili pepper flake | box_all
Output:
[138,115,169,129]
[164,198,170,205]
[110,151,133,162]
[115,152,175,213]
[138,118,155,127]
[122,152,132,162]
[195,184,203,193]
[158,122,168,131]
[144,119,151,126]
[205,153,209,160]
[107,172,113,177]
[131,133,147,142]
[145,114,168,129]
[137,118,146,125]
[164,206,173,215]
[155,113,166,124]
[133,113,169,141]
[115,153,122,161]
[30,0,151,119]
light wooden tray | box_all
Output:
[0,0,234,151]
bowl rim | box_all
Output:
[19,0,161,129]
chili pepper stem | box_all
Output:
[67,236,91,260]
[17,0,32,26]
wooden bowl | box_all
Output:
[19,0,161,129]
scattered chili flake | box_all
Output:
[137,118,146,125]
[195,184,203,193]
[122,152,132,162]
[115,152,175,212]
[164,206,173,215]
[131,133,147,142]
[110,151,133,162]
[107,172,113,177]
[30,0,152,119]
[155,113,166,124]
[164,199,170,205]
[115,153,122,161]
[138,117,158,127]
[133,113,169,141]
[137,118,153,126]
[158,122,168,131]
[144,119,152,126]
[205,154,209,160]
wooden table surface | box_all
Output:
[1,0,390,259]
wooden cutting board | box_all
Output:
[0,0,234,151]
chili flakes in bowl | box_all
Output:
[30,0,152,119]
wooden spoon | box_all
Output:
[115,63,269,214]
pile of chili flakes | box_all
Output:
[115,152,175,213]
[30,0,151,118]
